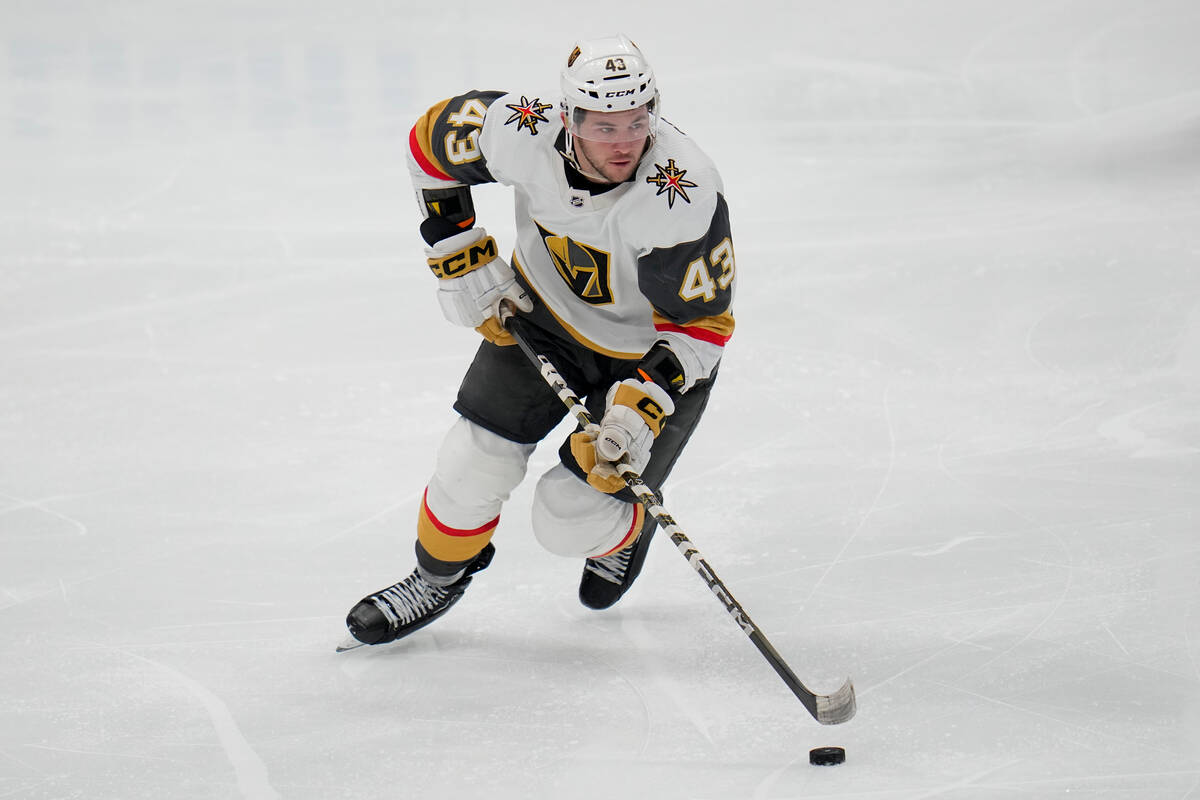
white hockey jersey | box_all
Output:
[408,90,735,385]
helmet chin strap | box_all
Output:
[555,129,612,183]
[573,141,611,183]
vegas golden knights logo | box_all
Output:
[535,222,613,305]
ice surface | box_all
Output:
[2,1,1199,797]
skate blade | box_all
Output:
[335,636,367,653]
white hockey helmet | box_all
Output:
[560,35,660,145]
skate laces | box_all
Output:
[371,573,452,628]
[585,547,633,586]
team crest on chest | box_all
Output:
[534,222,614,305]
[504,96,553,135]
[646,158,698,208]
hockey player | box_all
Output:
[345,34,736,646]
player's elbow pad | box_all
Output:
[648,332,723,393]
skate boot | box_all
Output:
[579,519,657,610]
[346,543,494,645]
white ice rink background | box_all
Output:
[2,1,1199,797]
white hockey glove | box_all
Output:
[569,378,676,494]
[425,227,532,345]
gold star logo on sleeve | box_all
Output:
[645,159,698,208]
[504,96,554,135]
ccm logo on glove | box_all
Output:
[428,235,498,279]
[610,382,670,436]
[571,378,676,493]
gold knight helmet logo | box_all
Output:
[535,222,614,305]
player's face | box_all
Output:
[570,107,652,184]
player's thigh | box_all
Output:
[453,339,567,444]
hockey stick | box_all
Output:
[501,311,856,726]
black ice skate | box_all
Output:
[579,522,656,610]
[344,543,494,646]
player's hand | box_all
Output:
[425,227,532,342]
[569,378,675,493]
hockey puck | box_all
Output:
[809,746,846,766]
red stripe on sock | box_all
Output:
[594,503,643,558]
[422,488,499,537]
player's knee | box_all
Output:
[428,417,535,522]
[531,464,639,557]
